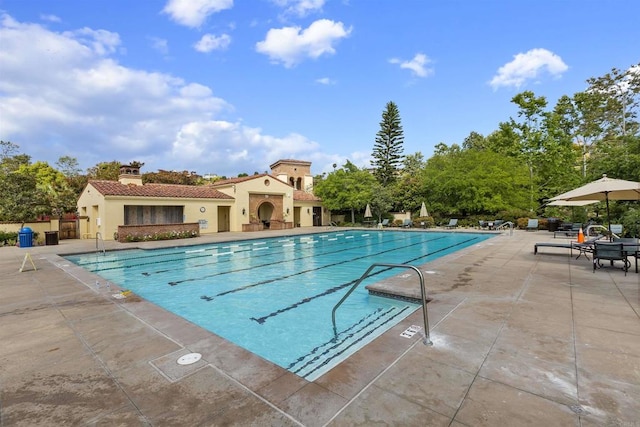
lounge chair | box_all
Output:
[534,235,604,259]
[402,219,413,228]
[593,242,629,275]
[378,219,390,228]
[526,219,539,231]
[554,222,583,238]
[445,219,458,229]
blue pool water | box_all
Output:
[65,230,492,380]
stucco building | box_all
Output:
[76,160,327,241]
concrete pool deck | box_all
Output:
[1,228,638,426]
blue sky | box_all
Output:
[1,0,639,177]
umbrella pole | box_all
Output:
[605,194,611,241]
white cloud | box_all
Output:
[149,37,169,55]
[0,14,328,176]
[389,53,433,78]
[272,0,325,17]
[162,0,233,28]
[194,33,231,52]
[315,77,335,85]
[170,122,321,173]
[490,48,568,89]
[40,14,61,23]
[256,19,352,68]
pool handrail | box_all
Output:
[95,232,105,255]
[495,221,514,236]
[331,263,432,346]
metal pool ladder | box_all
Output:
[331,263,432,345]
[495,221,514,236]
[95,232,105,255]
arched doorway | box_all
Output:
[257,202,274,229]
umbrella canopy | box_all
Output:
[549,174,640,202]
[364,203,372,218]
[420,202,429,217]
[547,199,600,207]
[550,174,640,232]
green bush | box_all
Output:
[0,231,18,246]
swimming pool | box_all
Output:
[65,230,492,380]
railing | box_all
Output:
[331,263,432,345]
[495,221,514,236]
[95,232,105,255]
[586,224,619,240]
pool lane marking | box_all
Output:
[143,231,367,278]
[167,231,409,286]
[286,307,386,369]
[296,306,412,379]
[247,236,481,324]
[202,235,448,299]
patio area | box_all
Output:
[1,228,638,426]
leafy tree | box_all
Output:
[372,101,404,186]
[314,161,377,223]
[56,156,82,177]
[462,131,487,150]
[87,160,121,180]
[402,152,426,176]
[143,170,202,185]
[422,145,530,217]
[369,182,394,222]
[0,143,43,223]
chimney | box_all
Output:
[118,164,143,186]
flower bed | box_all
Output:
[116,223,199,243]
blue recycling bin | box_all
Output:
[19,227,33,248]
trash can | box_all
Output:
[45,231,59,245]
[18,227,33,248]
[547,218,559,232]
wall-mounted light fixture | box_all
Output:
[286,208,290,214]
[307,208,310,214]
[242,208,246,215]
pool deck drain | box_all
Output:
[151,350,208,382]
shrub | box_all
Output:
[124,230,199,243]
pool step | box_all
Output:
[288,304,416,380]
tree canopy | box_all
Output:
[372,101,404,186]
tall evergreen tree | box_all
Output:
[372,101,404,185]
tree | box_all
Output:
[422,145,530,217]
[314,161,377,223]
[0,143,43,223]
[143,170,201,185]
[372,101,404,186]
[87,161,121,180]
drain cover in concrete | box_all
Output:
[177,353,202,365]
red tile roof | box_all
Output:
[293,190,321,201]
[88,180,234,200]
[211,173,289,187]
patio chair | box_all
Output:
[378,219,390,228]
[614,237,639,273]
[526,219,539,231]
[609,224,623,236]
[593,241,629,275]
[445,219,458,229]
[402,218,413,228]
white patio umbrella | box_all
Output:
[550,174,640,232]
[364,203,372,218]
[547,200,599,207]
[420,201,429,217]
